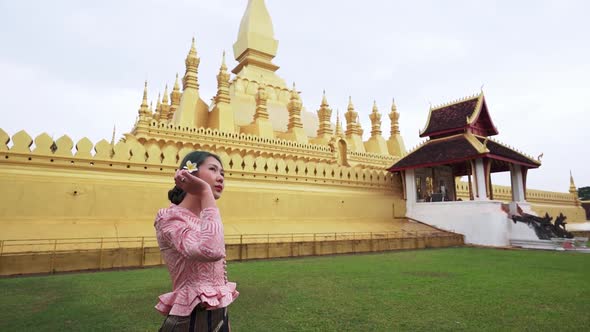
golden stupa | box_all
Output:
[0,0,585,274]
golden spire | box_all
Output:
[569,171,581,206]
[182,37,200,90]
[110,125,116,146]
[232,0,279,75]
[254,79,269,120]
[162,84,169,104]
[569,171,577,195]
[215,51,231,105]
[154,92,162,121]
[160,84,170,121]
[345,96,362,136]
[316,90,333,137]
[389,98,400,136]
[168,73,182,120]
[287,82,303,130]
[141,80,148,108]
[137,81,150,118]
[321,89,329,107]
[221,50,227,71]
[173,73,180,91]
[369,100,382,137]
[335,109,343,136]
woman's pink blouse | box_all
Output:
[154,205,239,316]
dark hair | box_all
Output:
[168,151,223,204]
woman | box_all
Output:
[155,151,239,332]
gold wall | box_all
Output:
[0,129,405,242]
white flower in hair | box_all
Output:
[183,160,199,173]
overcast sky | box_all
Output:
[1,0,588,192]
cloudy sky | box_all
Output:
[1,0,588,192]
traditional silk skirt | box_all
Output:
[159,306,230,332]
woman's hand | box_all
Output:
[174,169,212,196]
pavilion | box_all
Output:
[387,92,543,246]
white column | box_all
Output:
[405,169,417,212]
[474,158,488,200]
[510,165,525,202]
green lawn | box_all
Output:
[1,248,589,331]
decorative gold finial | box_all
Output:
[569,170,577,194]
[221,50,227,71]
[335,109,343,136]
[389,98,400,136]
[111,125,116,146]
[183,37,200,90]
[190,37,196,54]
[173,73,180,90]
[369,101,382,137]
[142,80,148,107]
[316,90,333,137]
[162,84,169,104]
[321,90,328,106]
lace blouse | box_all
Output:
[154,205,239,316]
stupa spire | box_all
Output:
[287,82,303,130]
[389,98,400,136]
[215,51,231,105]
[162,84,169,104]
[335,109,343,136]
[254,80,269,120]
[231,0,286,88]
[345,96,362,136]
[316,90,333,137]
[233,0,278,69]
[369,100,382,137]
[168,74,181,121]
[159,84,170,121]
[138,81,150,118]
[569,171,577,195]
[182,37,200,90]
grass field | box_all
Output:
[1,247,589,331]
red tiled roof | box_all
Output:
[388,134,540,172]
[388,135,481,172]
[477,138,540,167]
[420,95,498,138]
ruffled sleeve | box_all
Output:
[157,207,225,262]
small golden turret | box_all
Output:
[389,98,400,136]
[345,96,363,136]
[254,80,269,120]
[154,93,162,121]
[316,90,333,137]
[136,81,152,126]
[159,85,170,122]
[334,109,343,137]
[287,82,303,130]
[183,37,200,90]
[369,100,382,137]
[168,74,181,121]
[214,51,231,105]
[570,171,581,206]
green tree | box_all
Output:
[578,186,590,200]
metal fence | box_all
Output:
[0,230,463,276]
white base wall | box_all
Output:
[568,222,590,232]
[407,200,539,247]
